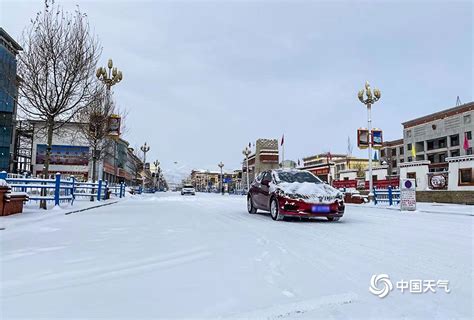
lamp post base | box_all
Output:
[368,192,375,203]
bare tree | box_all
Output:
[75,84,113,183]
[17,0,100,208]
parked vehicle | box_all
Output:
[247,169,344,221]
[181,185,196,196]
[343,189,369,204]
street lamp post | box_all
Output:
[218,161,224,195]
[96,59,123,184]
[242,147,251,193]
[358,81,381,202]
[153,160,160,191]
[140,142,150,192]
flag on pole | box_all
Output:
[463,133,470,151]
[248,142,251,149]
[411,144,416,158]
[281,134,284,146]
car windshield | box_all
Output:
[184,185,194,188]
[276,171,322,184]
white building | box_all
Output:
[447,155,474,191]
[399,160,431,191]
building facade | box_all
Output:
[379,138,404,177]
[300,153,369,183]
[30,121,90,180]
[402,102,473,172]
[242,139,279,186]
[0,28,22,172]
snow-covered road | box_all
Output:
[1,193,472,319]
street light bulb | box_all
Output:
[112,67,117,77]
[118,71,123,80]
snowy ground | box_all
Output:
[1,193,472,319]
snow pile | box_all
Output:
[0,179,9,187]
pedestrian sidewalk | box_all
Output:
[0,199,121,231]
[347,202,473,217]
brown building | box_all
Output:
[242,139,279,186]
[379,138,404,177]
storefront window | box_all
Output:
[459,168,473,185]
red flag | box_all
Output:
[281,134,284,146]
[463,133,470,151]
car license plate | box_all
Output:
[312,205,330,213]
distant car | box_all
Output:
[181,185,196,196]
[247,169,344,221]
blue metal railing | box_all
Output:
[373,186,400,206]
[0,171,126,205]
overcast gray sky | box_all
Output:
[1,0,472,179]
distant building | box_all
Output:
[300,153,369,183]
[0,28,22,172]
[242,139,279,186]
[190,169,241,192]
[379,138,404,177]
[402,101,473,172]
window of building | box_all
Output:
[407,172,416,179]
[459,168,473,185]
[450,149,460,157]
[438,137,447,148]
[466,131,472,140]
[416,155,425,161]
[406,130,412,138]
[450,134,459,147]
[407,156,412,162]
[407,143,412,151]
[399,147,404,155]
[391,149,397,157]
[344,177,349,181]
[380,149,385,157]
[400,159,404,163]
[464,114,472,125]
[439,152,447,163]
[427,154,435,163]
[392,160,397,168]
[467,148,473,155]
[427,140,434,150]
[372,175,378,181]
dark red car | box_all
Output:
[247,169,345,221]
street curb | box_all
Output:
[65,201,119,215]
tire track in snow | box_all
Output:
[1,246,211,298]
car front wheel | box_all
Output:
[327,217,340,221]
[270,198,283,221]
[247,196,257,214]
